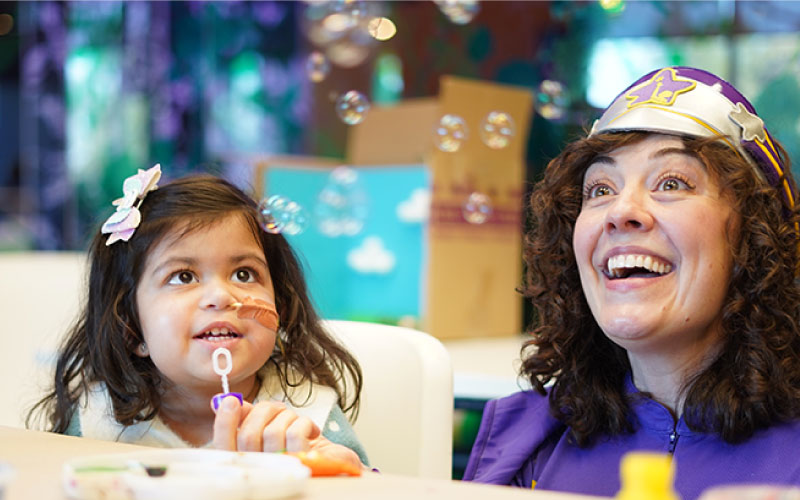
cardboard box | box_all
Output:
[347,76,533,339]
[255,76,532,339]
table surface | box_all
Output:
[0,426,598,500]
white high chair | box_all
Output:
[322,319,454,480]
[0,253,455,479]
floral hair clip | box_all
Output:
[101,164,162,246]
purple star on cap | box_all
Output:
[625,68,696,108]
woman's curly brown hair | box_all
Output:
[28,175,362,433]
[521,131,800,446]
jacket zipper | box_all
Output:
[668,426,680,454]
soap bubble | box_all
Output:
[462,192,492,224]
[281,200,310,236]
[537,80,569,121]
[336,90,370,125]
[434,114,468,153]
[480,111,515,150]
[315,166,369,237]
[435,0,480,24]
[305,51,330,83]
[258,195,309,235]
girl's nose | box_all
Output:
[200,277,238,310]
[604,189,654,234]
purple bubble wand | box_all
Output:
[211,347,243,411]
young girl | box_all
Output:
[29,165,367,468]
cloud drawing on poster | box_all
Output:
[347,236,396,275]
[396,188,430,223]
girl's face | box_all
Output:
[135,213,277,398]
[573,134,737,357]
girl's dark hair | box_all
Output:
[522,132,800,446]
[29,175,362,433]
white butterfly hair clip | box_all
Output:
[101,164,162,246]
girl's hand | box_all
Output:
[212,396,319,452]
[211,395,363,471]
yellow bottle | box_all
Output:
[616,452,680,500]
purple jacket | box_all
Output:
[464,378,800,500]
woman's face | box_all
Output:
[573,134,737,356]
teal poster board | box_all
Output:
[264,165,430,324]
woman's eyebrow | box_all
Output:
[590,154,615,166]
[650,147,698,160]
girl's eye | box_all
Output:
[168,271,196,285]
[233,268,256,283]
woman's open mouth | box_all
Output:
[603,254,672,280]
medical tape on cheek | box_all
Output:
[233,297,280,330]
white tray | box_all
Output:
[63,448,310,500]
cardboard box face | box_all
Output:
[346,97,440,166]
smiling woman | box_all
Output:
[463,67,800,500]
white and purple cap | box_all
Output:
[590,66,796,215]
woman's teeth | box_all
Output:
[606,254,672,278]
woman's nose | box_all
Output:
[604,189,654,233]
[200,277,237,310]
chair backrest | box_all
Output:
[0,252,88,429]
[322,319,453,480]
[0,253,455,480]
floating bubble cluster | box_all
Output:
[435,0,480,24]
[257,195,309,236]
[303,0,377,68]
[315,166,369,237]
[462,192,492,224]
[537,80,569,121]
[434,114,468,153]
[480,111,515,150]
[336,90,370,125]
[305,51,330,83]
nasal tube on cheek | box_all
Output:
[211,347,243,411]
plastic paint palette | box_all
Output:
[63,449,310,500]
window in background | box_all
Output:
[586,36,729,109]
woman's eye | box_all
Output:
[587,184,613,198]
[168,271,196,285]
[658,178,686,191]
[233,268,256,283]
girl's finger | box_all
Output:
[237,401,286,452]
[261,408,300,452]
[211,395,245,450]
[285,416,320,452]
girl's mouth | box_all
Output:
[194,326,242,341]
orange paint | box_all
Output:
[291,451,362,477]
